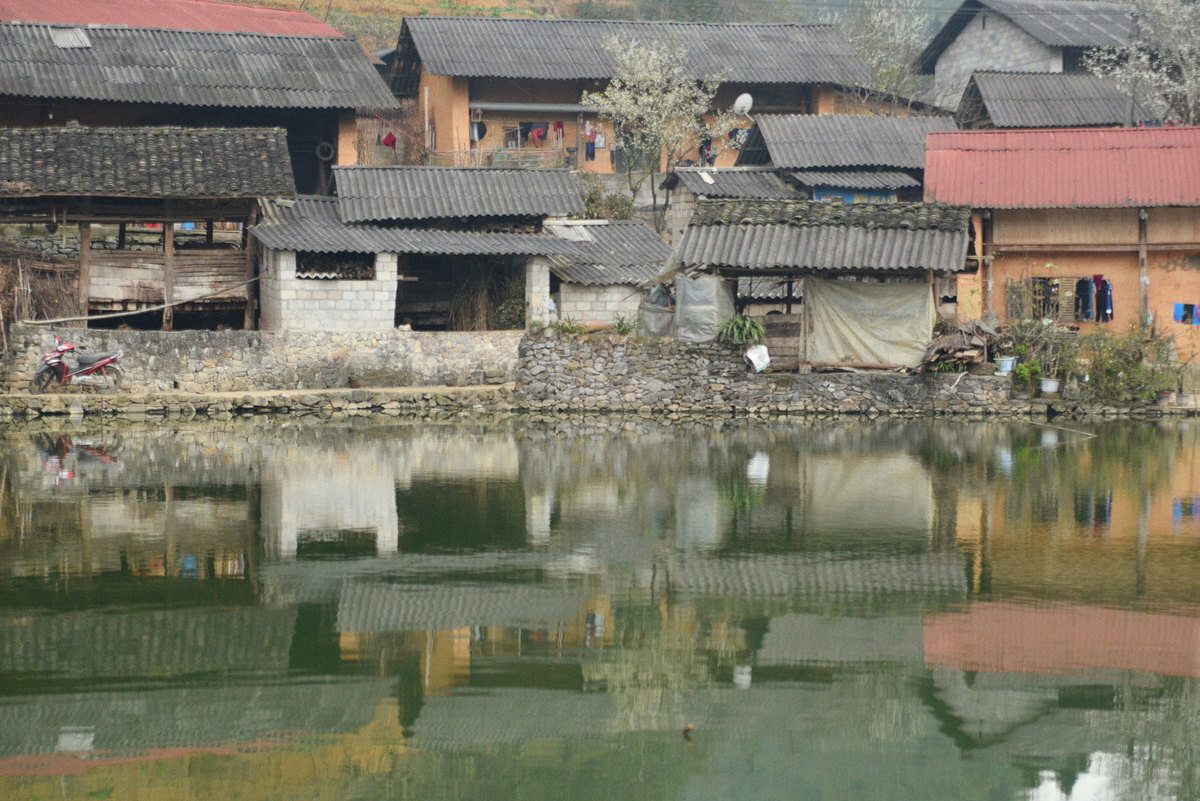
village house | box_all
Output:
[924,126,1200,361]
[0,125,295,330]
[250,166,586,331]
[915,0,1133,112]
[0,18,397,194]
[659,167,798,247]
[669,199,971,369]
[378,16,873,173]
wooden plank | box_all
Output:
[163,224,174,330]
[78,223,91,327]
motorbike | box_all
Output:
[29,334,124,394]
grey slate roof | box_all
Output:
[676,199,971,273]
[251,195,582,256]
[544,219,672,286]
[737,114,957,170]
[916,0,1132,73]
[400,16,873,86]
[335,580,589,632]
[791,170,921,190]
[0,22,399,110]
[962,71,1153,127]
[662,167,796,199]
[0,125,295,197]
[333,166,586,222]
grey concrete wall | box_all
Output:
[934,11,1062,110]
[557,284,642,325]
[6,323,521,393]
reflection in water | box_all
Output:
[0,418,1197,800]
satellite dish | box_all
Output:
[732,93,754,117]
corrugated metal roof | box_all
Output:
[401,17,873,85]
[924,127,1200,208]
[544,219,672,285]
[915,0,1132,73]
[251,195,581,256]
[0,23,398,110]
[0,0,343,36]
[738,114,957,170]
[0,125,295,197]
[791,170,921,190]
[662,167,796,199]
[333,166,585,222]
[677,199,970,272]
[964,71,1153,128]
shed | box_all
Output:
[956,71,1153,128]
[542,219,673,325]
[0,124,295,329]
[674,199,971,368]
[659,166,796,246]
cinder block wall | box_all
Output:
[934,11,1061,109]
[259,249,397,331]
[557,284,642,325]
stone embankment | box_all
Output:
[516,327,1196,419]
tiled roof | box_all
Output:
[924,127,1200,208]
[677,199,971,272]
[333,166,585,222]
[791,170,921,190]
[0,0,343,36]
[544,219,672,286]
[400,17,873,86]
[251,196,581,256]
[737,114,957,170]
[962,71,1153,128]
[0,23,399,110]
[662,167,796,199]
[916,0,1132,73]
[335,581,588,632]
[0,125,295,197]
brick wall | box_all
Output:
[557,284,642,325]
[259,249,397,331]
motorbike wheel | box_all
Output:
[29,370,54,395]
[102,365,123,392]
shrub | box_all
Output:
[717,314,765,346]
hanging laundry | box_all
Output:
[1074,276,1093,320]
[380,131,396,148]
[1095,278,1114,322]
[585,141,596,161]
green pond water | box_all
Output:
[0,417,1198,801]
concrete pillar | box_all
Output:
[525,256,553,325]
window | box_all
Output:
[1174,303,1199,324]
[296,252,375,280]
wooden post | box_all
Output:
[243,214,255,330]
[116,222,126,250]
[162,222,174,330]
[1138,208,1149,325]
[206,220,214,245]
[77,222,92,328]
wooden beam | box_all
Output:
[162,223,174,330]
[77,222,91,328]
[243,214,255,330]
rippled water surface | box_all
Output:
[1,417,1198,800]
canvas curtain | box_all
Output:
[805,277,935,368]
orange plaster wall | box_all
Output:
[417,72,470,154]
[990,250,1139,329]
[336,112,358,165]
[1149,251,1200,360]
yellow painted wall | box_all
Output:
[993,208,1137,245]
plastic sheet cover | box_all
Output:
[638,301,674,337]
[805,277,934,368]
[674,274,735,343]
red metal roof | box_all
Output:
[924,126,1200,208]
[0,0,343,37]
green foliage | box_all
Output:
[717,314,765,346]
[578,172,634,220]
[550,316,589,335]
[612,313,638,335]
[1077,323,1177,402]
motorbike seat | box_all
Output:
[75,351,117,366]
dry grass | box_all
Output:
[0,244,80,346]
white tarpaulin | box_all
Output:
[805,277,934,368]
[674,274,735,343]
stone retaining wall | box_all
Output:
[515,327,1193,418]
[5,323,521,393]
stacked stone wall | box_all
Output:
[5,323,521,393]
[517,327,1010,415]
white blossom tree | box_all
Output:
[580,37,740,231]
[823,0,933,114]
[1086,0,1200,125]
